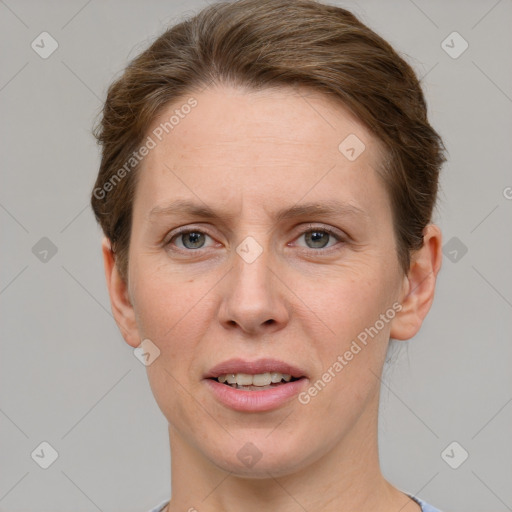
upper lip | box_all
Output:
[204,358,307,379]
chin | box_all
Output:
[204,432,313,479]
[215,455,308,480]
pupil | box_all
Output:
[183,232,204,249]
[306,230,329,248]
[181,230,329,250]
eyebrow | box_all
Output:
[148,198,368,223]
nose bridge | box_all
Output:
[219,233,289,334]
[234,235,272,291]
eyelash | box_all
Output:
[164,224,347,256]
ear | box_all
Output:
[390,224,443,341]
[102,237,141,348]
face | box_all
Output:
[109,84,421,478]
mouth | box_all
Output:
[210,372,302,391]
[203,358,308,411]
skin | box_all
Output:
[102,84,442,512]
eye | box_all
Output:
[164,225,346,255]
[166,228,216,251]
[294,225,344,251]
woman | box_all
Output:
[91,1,446,511]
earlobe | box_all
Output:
[390,224,443,341]
[101,237,141,348]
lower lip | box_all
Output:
[204,378,308,412]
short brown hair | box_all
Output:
[91,0,447,282]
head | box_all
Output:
[91,0,445,478]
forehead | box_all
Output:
[135,85,389,219]
[147,84,378,156]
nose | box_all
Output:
[218,242,290,336]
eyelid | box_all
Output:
[164,225,217,247]
[300,223,345,238]
[164,223,348,252]
[290,223,347,251]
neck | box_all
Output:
[163,392,420,512]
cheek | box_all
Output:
[302,263,396,341]
[132,268,215,422]
[130,253,204,338]
[298,263,398,393]
[129,259,229,390]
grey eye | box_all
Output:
[304,230,332,249]
[177,231,209,249]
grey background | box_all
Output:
[1,0,511,511]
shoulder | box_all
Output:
[145,499,170,512]
[420,501,444,512]
[408,494,444,512]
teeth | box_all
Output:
[216,372,294,386]
[253,373,272,386]
[237,373,254,386]
[270,372,282,383]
